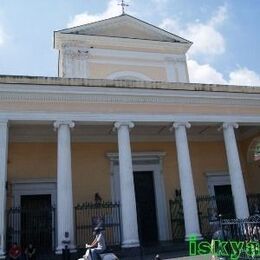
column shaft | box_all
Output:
[114,122,139,248]
[0,121,8,258]
[223,123,249,218]
[173,122,201,239]
[54,121,75,252]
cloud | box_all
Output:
[68,0,122,27]
[0,27,5,46]
[188,60,260,86]
[160,5,227,57]
[229,68,260,86]
[188,59,227,84]
[209,5,228,27]
[0,24,6,46]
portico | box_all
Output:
[0,77,259,258]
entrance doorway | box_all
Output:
[20,195,53,250]
[214,184,235,218]
[133,171,158,245]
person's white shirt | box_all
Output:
[96,232,106,250]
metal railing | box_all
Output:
[220,215,260,259]
[169,193,260,240]
[6,206,56,252]
[169,197,185,240]
[197,194,235,238]
[74,201,121,248]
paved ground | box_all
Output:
[121,252,213,260]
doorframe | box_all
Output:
[107,152,170,241]
[12,178,57,207]
[205,172,231,197]
[11,178,57,249]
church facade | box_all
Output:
[0,14,260,257]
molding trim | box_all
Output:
[12,178,56,184]
[55,33,190,54]
[67,47,186,62]
[0,84,260,107]
[107,152,166,161]
[107,71,152,81]
[1,112,260,124]
[205,172,230,197]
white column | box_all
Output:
[222,123,249,219]
[172,122,201,240]
[0,121,8,259]
[114,122,139,248]
[54,121,75,253]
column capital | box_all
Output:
[171,122,191,131]
[222,122,239,130]
[53,121,75,129]
[0,120,9,127]
[114,121,134,130]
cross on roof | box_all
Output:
[118,0,129,14]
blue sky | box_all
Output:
[0,0,259,85]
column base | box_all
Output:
[55,244,77,254]
[185,233,203,241]
[121,239,140,248]
[0,249,5,259]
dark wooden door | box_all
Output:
[21,195,53,250]
[214,185,235,218]
[133,171,158,245]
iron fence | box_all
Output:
[220,215,260,259]
[169,197,185,240]
[75,201,121,248]
[248,193,260,215]
[197,194,235,238]
[169,193,260,241]
[6,206,56,252]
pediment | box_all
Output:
[58,14,191,44]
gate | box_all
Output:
[169,193,260,240]
[75,201,121,248]
[220,215,260,259]
[169,198,185,240]
[6,206,56,252]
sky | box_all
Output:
[0,0,260,86]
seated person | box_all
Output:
[8,243,22,260]
[81,227,106,260]
[25,243,36,260]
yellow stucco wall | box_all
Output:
[88,63,167,81]
[238,133,260,194]
[8,139,259,208]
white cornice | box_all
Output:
[60,47,187,68]
[0,77,259,93]
[1,112,260,124]
[55,33,190,54]
[0,83,260,107]
[64,47,186,62]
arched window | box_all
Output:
[248,137,260,162]
[107,71,152,81]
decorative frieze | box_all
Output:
[0,89,259,107]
